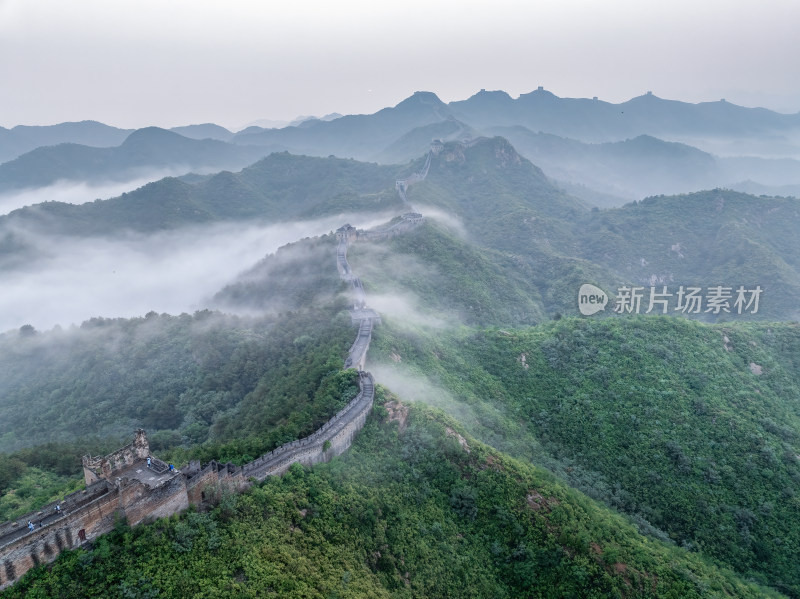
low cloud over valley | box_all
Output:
[0,214,385,333]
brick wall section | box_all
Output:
[356,213,423,241]
[117,475,189,527]
[0,480,108,541]
[0,485,121,589]
[242,372,374,480]
[185,462,224,505]
[185,461,248,505]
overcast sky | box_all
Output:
[1,0,799,130]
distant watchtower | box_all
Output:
[336,224,357,243]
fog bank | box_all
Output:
[0,213,386,333]
[0,174,186,216]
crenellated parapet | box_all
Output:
[356,212,423,241]
[0,429,189,591]
[242,371,374,479]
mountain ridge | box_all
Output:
[0,128,268,193]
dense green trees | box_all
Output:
[1,400,782,598]
[0,306,356,453]
[371,317,800,594]
[0,304,361,520]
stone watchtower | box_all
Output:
[82,429,150,485]
[336,224,358,243]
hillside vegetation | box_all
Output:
[0,305,362,519]
[1,399,783,598]
[0,152,403,237]
[405,140,800,319]
[369,316,800,594]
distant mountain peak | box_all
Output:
[436,135,526,170]
[627,91,664,103]
[518,86,559,101]
[123,126,182,143]
[470,89,513,101]
[169,123,234,142]
[396,91,447,108]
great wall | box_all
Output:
[0,142,439,591]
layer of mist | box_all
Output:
[0,213,387,333]
[369,362,535,459]
[0,172,194,215]
[368,293,450,330]
[412,205,467,237]
[369,363,477,426]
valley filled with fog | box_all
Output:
[0,189,387,332]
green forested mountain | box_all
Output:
[2,130,800,596]
[0,152,402,238]
[347,221,547,326]
[407,137,589,254]
[366,315,800,594]
[402,139,800,320]
[1,397,785,598]
[577,190,800,320]
[0,306,363,524]
[213,233,348,315]
[0,230,367,521]
[2,137,799,319]
[0,305,357,455]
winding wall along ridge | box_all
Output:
[395,146,435,208]
[0,138,442,588]
[0,213,389,589]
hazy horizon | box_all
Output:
[1,87,799,133]
[2,0,799,130]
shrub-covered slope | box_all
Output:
[370,317,800,594]
[0,307,356,454]
[2,400,783,598]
